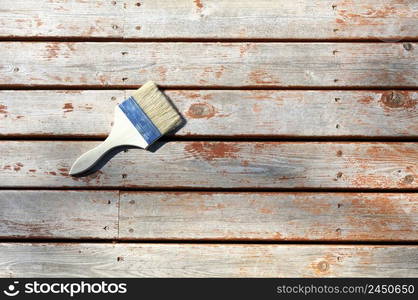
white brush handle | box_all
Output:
[69,138,115,175]
[69,106,149,175]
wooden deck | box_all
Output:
[0,0,417,277]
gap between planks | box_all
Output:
[2,137,418,142]
[0,239,416,246]
[0,187,418,193]
[2,86,418,91]
[1,38,418,43]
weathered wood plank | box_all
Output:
[1,90,417,137]
[2,42,416,87]
[0,243,417,277]
[119,192,418,241]
[0,141,416,189]
[0,0,125,38]
[0,190,119,238]
[1,0,416,40]
[0,90,124,137]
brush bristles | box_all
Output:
[131,81,182,135]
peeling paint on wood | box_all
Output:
[119,192,418,241]
[0,191,119,238]
[0,1,416,40]
[1,90,417,137]
[0,90,125,137]
[1,42,416,87]
[1,0,417,280]
[0,141,416,189]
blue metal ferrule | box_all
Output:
[118,96,162,145]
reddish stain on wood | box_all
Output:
[272,232,282,239]
[28,169,37,173]
[194,0,203,11]
[3,165,11,170]
[358,96,374,104]
[239,44,252,57]
[79,75,88,84]
[63,103,73,113]
[344,195,414,239]
[351,174,393,188]
[259,208,273,214]
[34,17,43,27]
[214,66,225,79]
[66,43,76,51]
[380,91,416,110]
[84,25,97,37]
[53,5,70,11]
[336,0,397,26]
[200,66,225,80]
[184,92,202,99]
[185,142,240,161]
[0,104,7,114]
[56,90,82,94]
[46,171,57,176]
[79,104,93,110]
[249,70,280,84]
[97,74,108,85]
[13,163,23,171]
[45,43,60,60]
[177,91,213,100]
[186,103,216,119]
[71,170,105,184]
[252,103,262,113]
[157,66,167,81]
[58,168,69,176]
[254,142,275,152]
[293,197,333,215]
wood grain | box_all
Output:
[1,0,416,40]
[1,90,417,138]
[0,141,416,189]
[1,42,417,87]
[0,190,119,239]
[0,90,124,137]
[0,0,124,38]
[119,192,418,241]
[2,0,417,280]
[0,243,417,277]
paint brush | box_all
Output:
[69,81,182,175]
